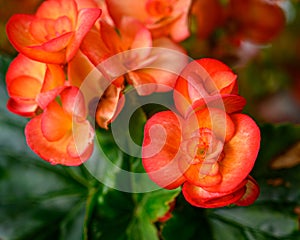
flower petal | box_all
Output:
[106,0,148,25]
[42,64,65,92]
[6,54,46,87]
[190,94,246,115]
[141,37,187,92]
[36,0,77,25]
[25,115,86,166]
[41,101,71,141]
[185,108,236,143]
[67,118,94,157]
[127,71,157,96]
[120,17,152,50]
[80,27,111,66]
[181,162,222,188]
[66,8,101,62]
[36,86,65,110]
[68,50,95,87]
[7,76,42,99]
[203,114,260,193]
[142,111,185,189]
[6,14,66,63]
[174,58,239,116]
[95,83,124,129]
[60,87,87,118]
[29,32,74,52]
[182,181,246,208]
[235,176,260,206]
[7,98,38,117]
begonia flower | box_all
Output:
[81,17,187,128]
[142,58,260,208]
[6,54,65,117]
[25,86,94,166]
[105,0,192,42]
[142,107,260,208]
[6,0,101,64]
[174,58,246,117]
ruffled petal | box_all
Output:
[203,114,260,193]
[29,32,74,52]
[41,101,71,141]
[41,64,65,92]
[68,50,95,87]
[106,0,148,25]
[127,71,157,96]
[142,111,185,189]
[95,83,124,129]
[182,181,246,208]
[235,176,260,206]
[181,162,222,188]
[119,17,152,50]
[7,98,38,117]
[6,54,46,87]
[25,115,86,166]
[66,8,101,62]
[6,15,67,63]
[67,118,95,157]
[174,58,239,116]
[190,94,246,115]
[185,108,236,143]
[60,87,87,118]
[7,76,41,99]
[36,0,77,25]
[141,37,187,92]
[80,27,111,66]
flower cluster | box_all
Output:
[142,58,260,208]
[6,0,261,208]
[5,0,190,165]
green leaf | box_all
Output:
[87,187,180,240]
[126,188,181,240]
[209,205,298,240]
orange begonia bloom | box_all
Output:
[142,107,260,208]
[25,86,94,166]
[6,0,101,64]
[6,54,65,117]
[142,59,260,208]
[174,58,246,117]
[81,17,187,128]
[105,0,191,42]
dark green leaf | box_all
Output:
[87,187,180,240]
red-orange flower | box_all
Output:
[142,59,260,208]
[25,86,94,166]
[105,0,192,42]
[6,0,101,64]
[174,58,246,117]
[6,54,65,117]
